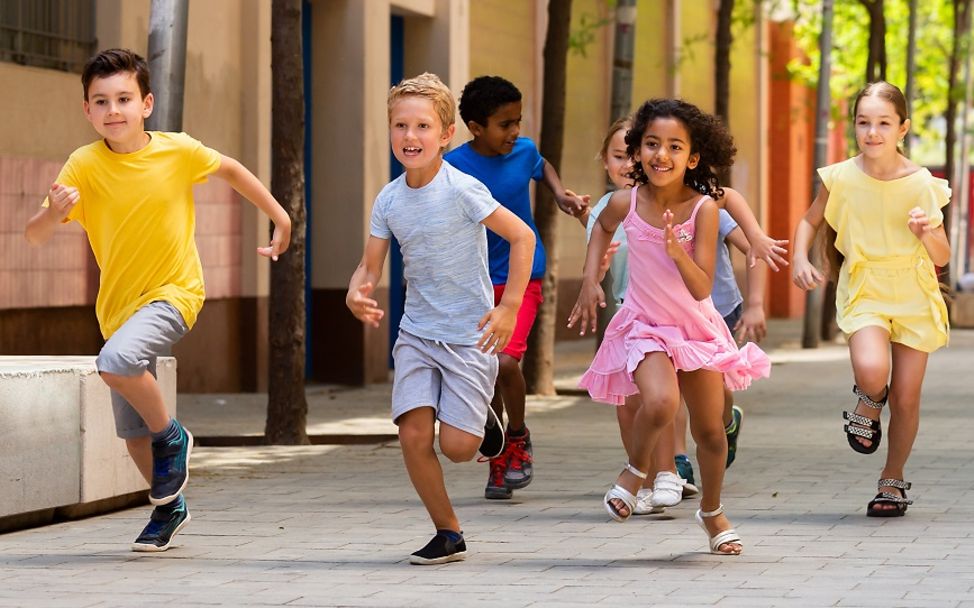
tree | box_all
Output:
[265,0,309,444]
[904,0,918,156]
[714,0,735,127]
[945,0,973,240]
[523,0,573,396]
[858,0,887,82]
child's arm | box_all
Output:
[568,190,628,335]
[908,207,951,266]
[792,186,828,290]
[346,236,391,328]
[212,155,292,260]
[718,187,789,271]
[726,227,767,342]
[24,184,79,245]
[665,201,718,301]
[542,160,589,218]
[479,208,536,353]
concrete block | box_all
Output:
[951,293,974,328]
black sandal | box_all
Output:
[866,478,912,517]
[843,384,887,455]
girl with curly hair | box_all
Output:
[568,99,774,555]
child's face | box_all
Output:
[469,101,521,155]
[855,95,909,159]
[603,128,632,190]
[634,117,699,189]
[83,71,153,144]
[389,96,454,171]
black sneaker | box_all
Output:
[408,530,467,565]
[478,407,505,459]
[503,427,533,489]
[725,405,743,468]
[131,497,191,552]
[150,421,193,506]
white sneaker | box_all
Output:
[649,471,683,508]
[633,488,664,515]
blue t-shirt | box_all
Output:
[586,192,629,305]
[370,161,500,345]
[712,209,744,316]
[445,137,546,284]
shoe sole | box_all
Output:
[682,482,700,497]
[485,489,513,499]
[504,474,533,490]
[131,512,192,553]
[408,549,467,565]
[149,428,194,506]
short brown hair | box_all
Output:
[387,72,456,131]
[81,49,151,101]
[853,81,908,124]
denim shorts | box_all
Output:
[722,302,744,335]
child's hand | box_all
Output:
[748,233,789,272]
[792,257,824,290]
[908,207,932,239]
[567,279,605,336]
[347,282,384,328]
[477,303,517,353]
[257,217,292,261]
[598,241,621,281]
[557,189,590,218]
[662,210,686,261]
[734,304,767,343]
[47,183,79,219]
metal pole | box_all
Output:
[145,0,189,132]
[802,0,833,349]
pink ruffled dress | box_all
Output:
[579,187,771,405]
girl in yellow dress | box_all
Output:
[792,81,951,517]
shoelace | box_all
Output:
[506,438,532,471]
[489,453,508,485]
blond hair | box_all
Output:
[387,72,456,130]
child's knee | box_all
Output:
[692,423,727,450]
[438,426,479,462]
[638,393,679,426]
[497,354,521,380]
[397,410,435,452]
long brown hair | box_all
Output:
[823,81,908,279]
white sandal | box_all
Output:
[694,504,743,555]
[603,463,647,522]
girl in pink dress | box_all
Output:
[568,99,771,555]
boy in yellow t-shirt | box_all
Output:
[24,49,292,552]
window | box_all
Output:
[0,0,96,73]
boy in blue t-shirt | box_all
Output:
[445,76,588,500]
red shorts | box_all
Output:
[492,279,544,361]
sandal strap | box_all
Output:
[843,411,879,428]
[871,491,913,506]
[698,503,724,518]
[844,424,877,439]
[853,384,888,409]
[624,463,648,480]
[878,478,911,491]
[709,528,742,552]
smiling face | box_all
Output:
[854,94,909,160]
[602,127,632,190]
[389,95,454,175]
[634,117,699,189]
[83,71,153,149]
[468,101,521,156]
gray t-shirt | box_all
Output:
[370,161,500,345]
[586,192,629,305]
[712,209,744,316]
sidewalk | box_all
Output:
[2,321,973,607]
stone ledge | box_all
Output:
[951,293,974,328]
[0,356,176,520]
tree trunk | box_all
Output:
[859,0,887,82]
[946,0,973,241]
[523,0,573,396]
[265,0,309,444]
[903,0,918,157]
[802,0,834,349]
[714,0,734,186]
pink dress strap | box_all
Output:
[629,185,640,216]
[687,194,710,224]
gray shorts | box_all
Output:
[390,330,498,437]
[95,301,188,439]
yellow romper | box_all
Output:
[819,157,950,353]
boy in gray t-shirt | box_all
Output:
[346,73,534,566]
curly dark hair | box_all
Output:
[624,98,736,199]
[458,75,522,127]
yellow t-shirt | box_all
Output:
[45,131,221,338]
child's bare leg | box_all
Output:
[398,407,461,532]
[873,343,927,511]
[847,327,892,449]
[100,371,170,433]
[681,368,740,554]
[616,395,653,490]
[607,353,680,517]
[674,403,689,455]
[126,437,153,483]
[438,423,482,463]
[496,353,525,430]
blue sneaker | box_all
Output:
[131,497,191,552]
[725,405,743,468]
[150,421,193,506]
[675,454,699,497]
